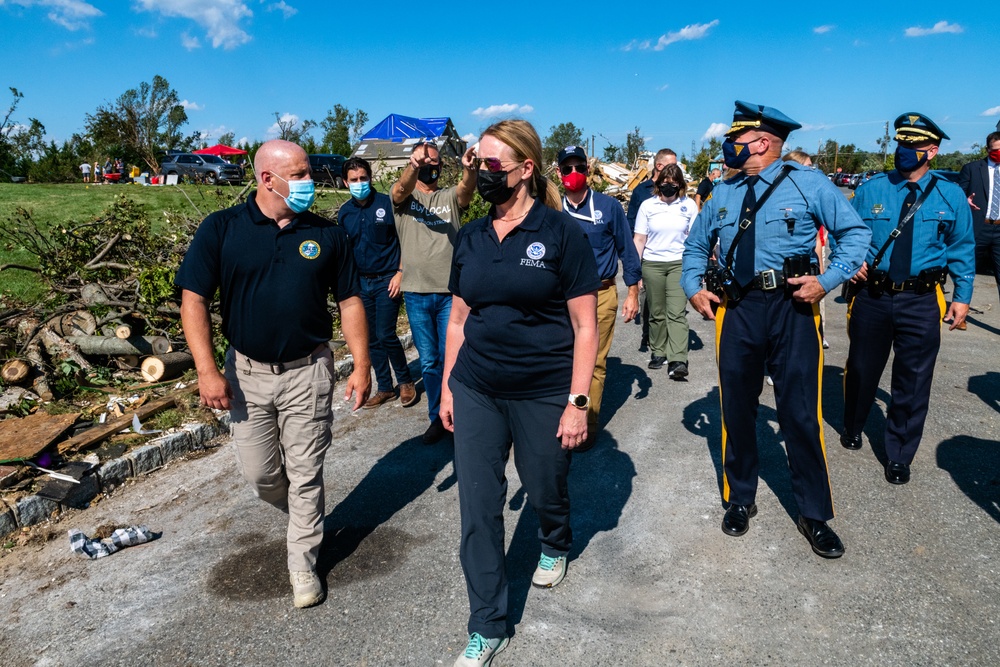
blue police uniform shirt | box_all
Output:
[448,198,601,400]
[852,170,975,303]
[681,159,871,298]
[563,189,642,286]
[626,179,657,231]
[337,190,400,275]
[175,193,359,363]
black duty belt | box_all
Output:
[746,269,788,291]
[866,268,946,295]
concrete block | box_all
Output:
[98,457,131,490]
[59,474,99,510]
[155,431,191,462]
[335,358,354,380]
[216,412,231,433]
[126,444,163,475]
[15,495,58,526]
[0,505,17,539]
[181,422,212,447]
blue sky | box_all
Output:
[2,1,998,162]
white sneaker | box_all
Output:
[454,632,509,667]
[531,553,567,588]
[765,376,774,386]
[290,570,325,608]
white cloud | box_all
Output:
[904,20,963,37]
[470,103,534,118]
[198,125,229,141]
[462,133,478,144]
[236,136,249,147]
[656,84,670,92]
[701,122,728,141]
[180,99,203,111]
[180,31,201,50]
[135,27,157,38]
[813,25,835,34]
[135,0,253,50]
[1,0,103,30]
[264,1,296,18]
[982,106,1000,117]
[800,123,831,131]
[625,20,719,52]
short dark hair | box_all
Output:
[342,157,372,180]
[657,163,686,189]
[987,132,1000,147]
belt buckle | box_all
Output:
[268,361,285,374]
[889,281,906,292]
[760,269,778,290]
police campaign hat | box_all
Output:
[893,112,949,143]
[557,145,588,164]
[726,100,802,141]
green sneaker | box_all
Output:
[454,632,509,667]
[531,553,567,588]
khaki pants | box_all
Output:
[589,283,618,428]
[224,347,334,572]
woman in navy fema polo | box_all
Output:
[439,119,600,667]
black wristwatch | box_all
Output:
[568,393,590,409]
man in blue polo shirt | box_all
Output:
[177,139,371,609]
[338,156,417,411]
[559,145,641,448]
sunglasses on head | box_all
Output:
[475,157,522,173]
[559,164,588,176]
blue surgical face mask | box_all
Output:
[894,144,929,172]
[271,172,316,213]
[349,181,371,200]
[722,136,762,169]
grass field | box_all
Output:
[0,181,353,303]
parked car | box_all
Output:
[159,153,243,185]
[850,170,882,189]
[309,154,347,188]
[834,173,852,187]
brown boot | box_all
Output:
[398,382,418,407]
[363,390,397,409]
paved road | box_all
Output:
[2,276,999,666]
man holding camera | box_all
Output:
[840,113,974,485]
[681,101,869,558]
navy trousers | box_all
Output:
[450,377,572,639]
[975,222,1000,304]
[359,274,412,393]
[716,290,833,521]
[843,287,944,465]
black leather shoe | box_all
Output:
[840,433,862,450]
[722,503,757,537]
[648,356,666,370]
[797,516,845,558]
[884,461,911,485]
[422,417,447,445]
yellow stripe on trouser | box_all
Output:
[936,284,946,319]
[812,299,834,516]
[715,297,730,501]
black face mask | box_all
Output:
[477,170,516,205]
[417,164,441,184]
[658,182,679,198]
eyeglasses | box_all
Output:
[475,157,523,173]
[559,164,588,176]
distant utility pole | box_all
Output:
[882,121,890,167]
[834,141,839,174]
[591,134,595,157]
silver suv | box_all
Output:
[159,153,243,185]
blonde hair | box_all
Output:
[480,119,561,210]
[782,150,812,166]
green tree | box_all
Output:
[0,88,46,177]
[319,104,368,156]
[686,137,722,180]
[602,127,646,166]
[85,75,190,173]
[218,131,236,147]
[543,122,584,165]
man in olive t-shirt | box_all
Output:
[391,140,477,443]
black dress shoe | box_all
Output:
[422,417,448,445]
[840,433,862,450]
[796,516,845,558]
[648,356,666,370]
[884,461,911,485]
[722,503,757,537]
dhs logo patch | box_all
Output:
[299,240,321,260]
[376,208,386,218]
[594,210,603,222]
[522,242,547,269]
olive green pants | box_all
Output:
[641,259,688,363]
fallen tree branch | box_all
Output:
[83,232,122,268]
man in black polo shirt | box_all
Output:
[177,139,371,609]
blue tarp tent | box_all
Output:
[361,115,452,142]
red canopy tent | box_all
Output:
[192,144,247,156]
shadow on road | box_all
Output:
[504,433,635,634]
[599,356,652,427]
[317,437,455,582]
[823,363,891,464]
[968,372,1000,415]
[965,315,1000,337]
[937,435,1000,525]
[681,386,800,520]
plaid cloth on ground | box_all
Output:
[69,525,155,559]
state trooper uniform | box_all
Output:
[841,113,975,484]
[681,101,870,558]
